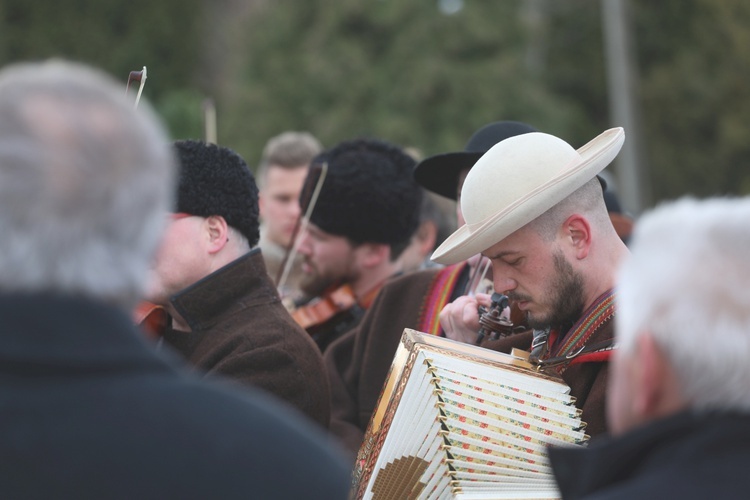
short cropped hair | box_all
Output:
[527,177,612,241]
[256,131,322,188]
[617,197,750,412]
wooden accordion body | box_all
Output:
[352,329,589,500]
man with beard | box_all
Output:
[551,197,750,498]
[293,138,423,352]
[324,121,538,454]
[435,127,628,437]
[257,131,322,300]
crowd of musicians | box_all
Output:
[3,59,750,499]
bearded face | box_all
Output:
[505,250,585,332]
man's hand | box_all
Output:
[439,293,492,344]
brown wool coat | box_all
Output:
[326,267,611,455]
[161,249,331,428]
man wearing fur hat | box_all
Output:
[324,121,538,454]
[293,138,423,352]
[435,127,629,437]
[146,140,331,428]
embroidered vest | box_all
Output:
[417,263,468,336]
[537,289,616,373]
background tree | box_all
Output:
[2,0,749,212]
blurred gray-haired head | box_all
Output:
[0,60,176,309]
[616,196,750,412]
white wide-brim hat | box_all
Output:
[431,127,625,265]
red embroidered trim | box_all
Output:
[567,350,612,367]
[417,263,466,336]
[553,290,615,359]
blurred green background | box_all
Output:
[2,0,749,214]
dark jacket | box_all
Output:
[0,292,350,499]
[162,249,331,428]
[549,410,750,499]
[326,269,442,453]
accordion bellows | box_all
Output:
[353,330,589,500]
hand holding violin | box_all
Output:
[439,293,493,344]
[440,292,519,345]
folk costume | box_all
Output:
[155,141,330,428]
[298,139,423,352]
[328,128,626,453]
[162,248,331,428]
[528,289,615,437]
[326,263,534,454]
[326,265,613,453]
[431,128,627,441]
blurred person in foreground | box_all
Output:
[325,121,538,454]
[257,131,322,299]
[0,60,349,498]
[550,197,750,499]
[145,139,331,428]
[434,127,628,438]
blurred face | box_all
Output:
[483,227,585,330]
[297,222,358,297]
[259,165,308,248]
[145,213,211,305]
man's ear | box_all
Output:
[562,214,592,260]
[204,215,230,254]
[632,332,684,421]
[354,242,390,269]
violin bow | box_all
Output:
[464,256,492,297]
[125,66,148,108]
[203,98,217,144]
[276,162,328,291]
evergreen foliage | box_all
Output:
[2,0,749,209]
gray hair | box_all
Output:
[0,60,175,309]
[527,177,611,241]
[616,197,750,412]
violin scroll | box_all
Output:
[475,292,515,344]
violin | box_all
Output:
[289,283,358,332]
[475,292,528,344]
[133,301,169,340]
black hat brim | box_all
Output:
[414,151,484,200]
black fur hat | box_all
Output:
[303,138,422,248]
[173,140,260,247]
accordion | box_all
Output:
[352,329,589,500]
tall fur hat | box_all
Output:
[173,140,260,247]
[303,138,422,247]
